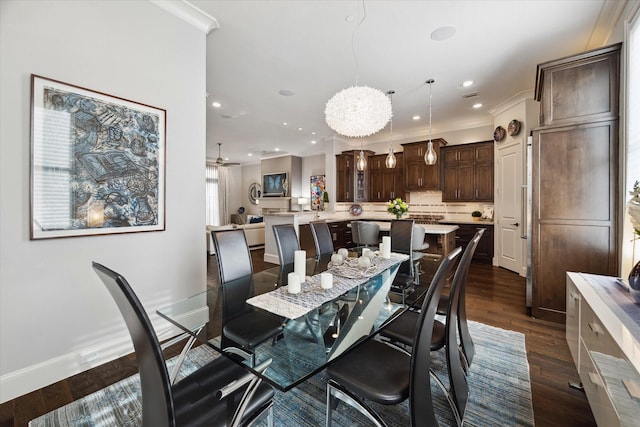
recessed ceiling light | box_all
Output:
[275,148,280,151]
[211,101,221,108]
[311,131,316,135]
[473,103,483,109]
[248,153,253,157]
[462,80,474,87]
[279,89,295,96]
[283,122,288,126]
[311,140,317,144]
[224,157,229,161]
[412,115,421,121]
[430,25,456,41]
[298,127,303,131]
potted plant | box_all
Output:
[471,210,482,221]
[322,191,329,210]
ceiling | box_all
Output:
[192,0,621,165]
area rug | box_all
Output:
[30,321,534,426]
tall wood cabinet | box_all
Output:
[402,139,446,191]
[441,141,493,202]
[336,150,374,202]
[368,152,404,202]
[531,43,620,322]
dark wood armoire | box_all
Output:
[531,43,621,322]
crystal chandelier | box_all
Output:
[385,90,397,168]
[324,1,392,138]
[424,79,437,165]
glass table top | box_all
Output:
[157,253,418,391]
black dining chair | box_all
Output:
[389,219,420,305]
[272,224,300,265]
[310,221,335,257]
[211,229,284,354]
[437,227,485,371]
[381,228,484,378]
[351,221,381,247]
[92,262,274,427]
[325,245,463,427]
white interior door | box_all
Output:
[495,140,524,274]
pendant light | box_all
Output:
[424,79,437,165]
[356,140,367,171]
[385,90,397,168]
[324,1,392,138]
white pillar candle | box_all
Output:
[294,250,306,279]
[287,272,301,294]
[382,236,391,259]
[362,248,371,258]
[320,272,333,289]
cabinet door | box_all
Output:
[442,166,458,200]
[369,168,384,201]
[475,143,493,163]
[475,162,493,201]
[404,162,424,190]
[457,164,474,200]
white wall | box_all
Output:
[0,0,207,402]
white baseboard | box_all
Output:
[0,322,181,404]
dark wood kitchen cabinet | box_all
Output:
[531,43,620,323]
[402,139,446,191]
[328,220,353,249]
[441,141,493,202]
[441,222,494,263]
[368,152,404,202]
[336,150,373,202]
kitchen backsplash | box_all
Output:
[334,191,494,222]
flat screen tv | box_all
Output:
[262,172,288,197]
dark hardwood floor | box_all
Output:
[0,250,596,427]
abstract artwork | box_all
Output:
[30,75,166,239]
[310,175,326,210]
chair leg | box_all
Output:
[326,379,388,427]
[430,369,463,427]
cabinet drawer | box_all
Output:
[579,339,620,427]
[580,300,623,358]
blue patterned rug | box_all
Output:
[30,321,534,426]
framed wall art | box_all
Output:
[30,74,166,239]
[310,175,326,210]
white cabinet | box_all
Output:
[566,273,640,426]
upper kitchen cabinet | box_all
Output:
[369,152,405,202]
[402,139,446,191]
[535,43,621,127]
[442,141,494,202]
[336,150,374,203]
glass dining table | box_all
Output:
[157,250,418,392]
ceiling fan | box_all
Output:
[215,143,240,166]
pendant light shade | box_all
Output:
[357,140,367,171]
[424,79,437,165]
[385,90,397,168]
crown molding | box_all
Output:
[586,0,628,48]
[488,89,535,116]
[150,0,219,34]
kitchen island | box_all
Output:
[263,213,458,264]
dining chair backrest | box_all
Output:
[310,221,334,256]
[390,219,416,277]
[390,219,414,254]
[412,224,429,251]
[92,262,174,426]
[211,229,253,284]
[454,227,485,369]
[272,224,300,265]
[353,221,381,247]
[441,228,484,424]
[408,246,463,425]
